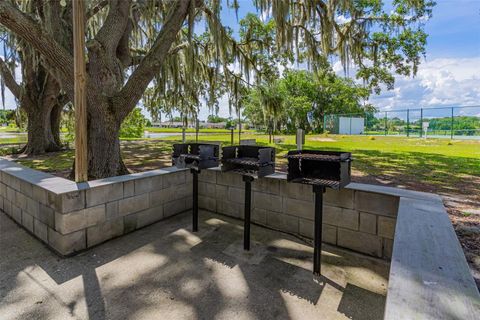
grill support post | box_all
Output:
[243,175,254,250]
[191,168,199,232]
[313,185,326,275]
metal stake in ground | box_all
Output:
[243,175,254,250]
[191,168,199,232]
[313,185,326,275]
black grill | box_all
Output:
[286,150,351,190]
[172,143,220,233]
[221,145,275,178]
[285,149,352,276]
[172,143,219,170]
[221,145,276,251]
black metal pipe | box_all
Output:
[243,175,254,250]
[313,185,325,275]
[191,168,199,232]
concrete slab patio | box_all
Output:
[0,209,389,320]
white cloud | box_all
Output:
[333,57,480,112]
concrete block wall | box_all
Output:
[0,158,407,260]
[0,159,191,256]
[198,169,399,259]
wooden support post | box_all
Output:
[73,0,88,182]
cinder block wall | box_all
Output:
[1,157,398,259]
[198,169,399,260]
[0,159,192,256]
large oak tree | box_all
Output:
[0,0,434,179]
[0,30,68,154]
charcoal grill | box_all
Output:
[221,145,276,250]
[172,143,219,232]
[286,150,351,275]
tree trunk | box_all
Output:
[51,104,63,147]
[24,106,62,155]
[86,110,129,179]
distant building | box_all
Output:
[326,116,365,134]
[152,120,227,129]
[205,122,226,129]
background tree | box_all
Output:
[119,107,147,138]
[0,109,15,125]
[0,21,68,154]
[243,69,373,133]
[207,115,229,123]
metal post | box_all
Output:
[191,168,199,232]
[420,108,423,137]
[243,175,254,251]
[313,185,325,275]
[384,112,388,136]
[406,109,410,137]
[195,118,199,143]
[238,109,242,143]
[296,129,304,150]
[451,107,454,139]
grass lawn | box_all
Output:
[0,126,21,132]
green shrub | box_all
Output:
[120,108,147,138]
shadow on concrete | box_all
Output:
[0,210,389,320]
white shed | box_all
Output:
[338,117,365,134]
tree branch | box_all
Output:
[115,0,195,120]
[94,0,131,54]
[0,56,22,100]
[86,0,109,20]
[169,42,189,55]
[130,40,186,67]
[0,1,75,100]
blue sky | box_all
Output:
[1,0,480,119]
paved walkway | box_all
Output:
[0,210,389,320]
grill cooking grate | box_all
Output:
[286,153,348,162]
[288,177,341,189]
[222,157,274,167]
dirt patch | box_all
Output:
[446,202,480,288]
[309,137,337,142]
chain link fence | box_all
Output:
[324,106,480,139]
